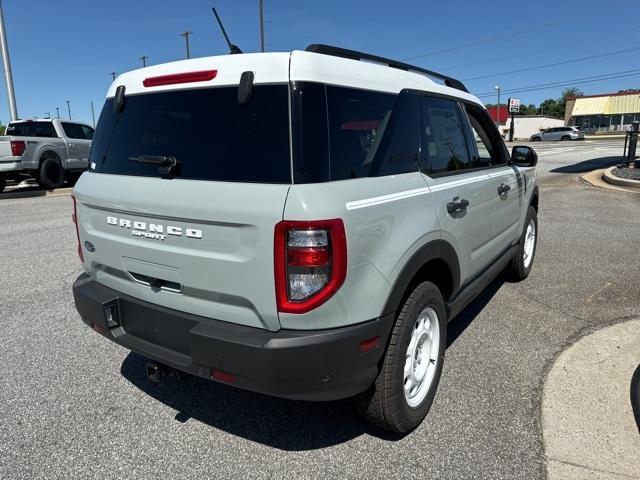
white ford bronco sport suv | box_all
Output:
[72,44,539,433]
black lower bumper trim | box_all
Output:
[73,274,394,401]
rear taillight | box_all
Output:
[71,194,84,262]
[274,219,347,314]
[10,140,25,156]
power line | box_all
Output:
[403,17,574,61]
[463,46,640,81]
[439,26,640,72]
[475,69,640,96]
[474,70,640,99]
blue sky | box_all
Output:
[2,0,638,124]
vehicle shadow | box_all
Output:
[549,155,622,174]
[119,276,505,450]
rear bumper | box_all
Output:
[73,274,394,401]
[0,158,22,173]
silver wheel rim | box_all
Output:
[523,218,536,269]
[404,307,440,408]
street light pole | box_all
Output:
[90,101,95,127]
[66,99,71,120]
[110,72,117,81]
[140,55,148,67]
[259,0,265,52]
[0,0,18,121]
[55,107,60,119]
[180,31,192,59]
[494,85,501,126]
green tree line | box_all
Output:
[486,87,583,118]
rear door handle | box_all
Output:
[447,197,469,215]
[497,183,511,196]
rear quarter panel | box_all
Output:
[281,172,441,330]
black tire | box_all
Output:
[507,206,538,281]
[355,281,447,433]
[561,135,571,141]
[0,173,5,193]
[532,136,541,142]
[37,157,64,190]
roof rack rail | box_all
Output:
[305,44,468,93]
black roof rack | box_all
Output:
[305,44,468,93]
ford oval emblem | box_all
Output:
[84,241,95,253]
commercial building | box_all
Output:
[486,107,564,140]
[566,90,640,133]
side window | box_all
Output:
[464,104,507,167]
[61,122,83,139]
[421,96,471,174]
[37,122,58,138]
[326,86,395,180]
[79,125,94,140]
[368,90,421,177]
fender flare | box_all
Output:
[381,239,461,317]
[530,185,539,209]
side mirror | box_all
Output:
[511,146,538,167]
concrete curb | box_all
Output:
[0,187,72,200]
[542,318,640,480]
[581,169,640,194]
[603,166,640,190]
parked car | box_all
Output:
[0,119,94,192]
[72,44,539,433]
[530,126,584,142]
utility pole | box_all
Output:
[55,107,60,119]
[494,85,501,126]
[259,0,265,52]
[139,55,148,67]
[0,0,18,121]
[90,101,95,127]
[66,99,71,120]
[180,31,192,59]
[110,71,117,81]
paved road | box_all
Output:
[1,139,638,479]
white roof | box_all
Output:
[107,50,483,106]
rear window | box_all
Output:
[7,121,57,138]
[90,85,291,183]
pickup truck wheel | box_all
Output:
[37,157,64,190]
[355,281,446,433]
[507,206,538,281]
[0,173,5,193]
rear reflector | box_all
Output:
[71,194,84,262]
[359,336,380,353]
[211,369,236,383]
[10,140,26,156]
[143,70,218,87]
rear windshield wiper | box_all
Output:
[128,155,182,178]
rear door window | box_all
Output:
[61,122,85,139]
[79,125,95,140]
[420,96,471,175]
[90,85,291,183]
[7,121,58,138]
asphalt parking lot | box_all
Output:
[1,139,638,480]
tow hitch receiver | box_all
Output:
[145,362,180,383]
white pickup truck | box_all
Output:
[0,118,94,192]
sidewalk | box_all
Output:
[542,318,640,479]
